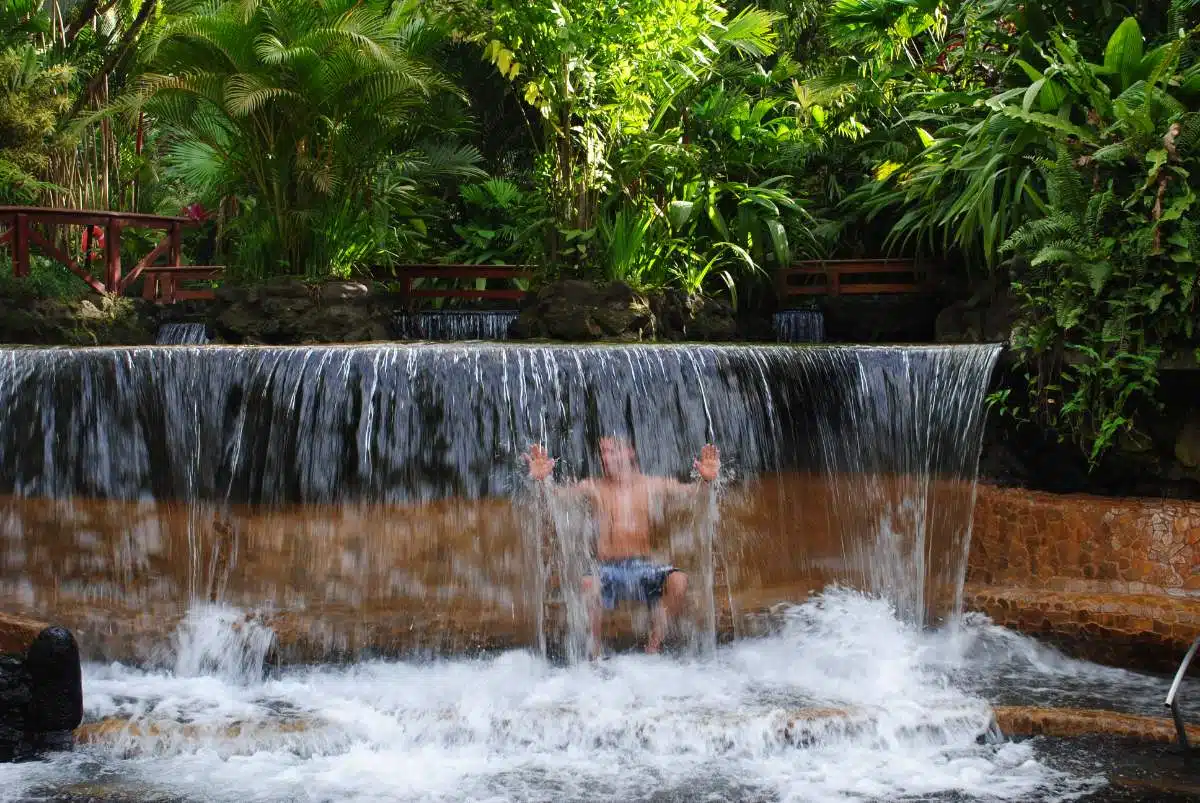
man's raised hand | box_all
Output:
[523,443,557,481]
[694,443,720,482]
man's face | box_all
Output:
[599,437,637,478]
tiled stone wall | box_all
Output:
[966,485,1200,670]
[968,485,1200,597]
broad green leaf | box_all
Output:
[1159,192,1195,223]
[916,127,935,148]
[764,218,788,266]
[1087,262,1112,294]
[1146,284,1172,312]
[1039,78,1069,112]
[706,203,730,240]
[1014,59,1044,83]
[874,160,902,181]
[1104,18,1144,90]
[668,200,695,230]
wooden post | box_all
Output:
[105,218,122,292]
[401,275,414,311]
[14,213,29,277]
[168,222,182,266]
[142,270,157,301]
[829,264,840,296]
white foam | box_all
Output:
[0,591,1123,802]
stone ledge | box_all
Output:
[993,706,1200,744]
[74,705,1198,757]
[965,585,1200,671]
[0,611,50,655]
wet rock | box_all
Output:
[994,706,1200,744]
[212,279,391,344]
[0,612,47,655]
[0,294,157,346]
[652,291,737,341]
[1173,409,1200,469]
[318,281,370,302]
[24,626,83,735]
[931,267,1016,345]
[511,280,655,341]
[260,276,313,300]
[29,730,75,753]
[0,653,31,762]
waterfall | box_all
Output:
[0,343,999,660]
[156,323,211,345]
[812,346,1000,624]
[395,310,519,340]
[169,603,275,682]
[774,309,824,343]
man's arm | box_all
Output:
[523,444,591,499]
[648,443,721,503]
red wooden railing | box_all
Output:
[776,259,935,297]
[373,264,532,307]
[142,265,224,303]
[0,206,208,295]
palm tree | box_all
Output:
[136,0,480,279]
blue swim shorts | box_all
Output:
[597,558,676,610]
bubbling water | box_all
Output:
[0,592,1117,803]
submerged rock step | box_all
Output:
[993,706,1200,744]
[72,704,1196,760]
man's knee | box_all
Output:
[664,571,687,597]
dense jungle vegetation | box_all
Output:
[2,0,1199,464]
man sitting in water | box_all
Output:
[523,437,720,655]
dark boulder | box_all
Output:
[24,626,83,735]
[510,280,655,341]
[212,279,391,344]
[652,291,738,341]
[0,294,157,346]
[0,653,31,762]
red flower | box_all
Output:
[183,203,209,222]
[80,225,105,261]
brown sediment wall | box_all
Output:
[0,472,980,661]
[966,485,1200,670]
[0,478,1196,669]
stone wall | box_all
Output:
[966,485,1200,670]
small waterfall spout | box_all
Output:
[773,309,824,342]
[169,604,275,682]
[395,310,519,340]
[156,322,211,345]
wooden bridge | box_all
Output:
[0,206,221,297]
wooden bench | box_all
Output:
[374,264,532,308]
[777,259,935,298]
[141,265,224,303]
